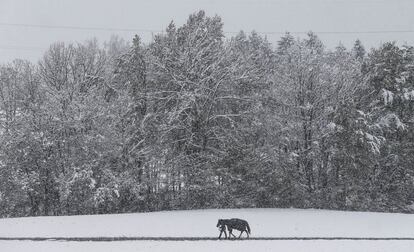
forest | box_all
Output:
[0,11,413,217]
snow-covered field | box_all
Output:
[2,240,414,252]
[1,208,414,251]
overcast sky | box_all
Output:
[0,0,413,63]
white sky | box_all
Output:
[0,0,413,63]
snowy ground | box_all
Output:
[1,208,414,251]
[2,240,414,252]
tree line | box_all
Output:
[0,11,413,217]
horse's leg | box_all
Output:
[238,230,243,239]
[229,229,236,239]
[219,226,227,240]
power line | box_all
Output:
[250,30,414,35]
[0,23,162,33]
[0,23,413,53]
[164,0,412,4]
[1,22,414,35]
[0,45,45,51]
[207,0,413,4]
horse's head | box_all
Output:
[216,219,223,227]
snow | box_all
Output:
[403,88,414,100]
[381,88,394,105]
[379,113,406,130]
[2,208,414,251]
[2,240,414,252]
[365,132,374,141]
[364,132,383,153]
[2,208,414,238]
[326,122,336,131]
[289,152,299,158]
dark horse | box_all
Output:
[216,218,251,239]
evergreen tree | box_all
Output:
[352,39,366,61]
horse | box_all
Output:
[216,218,251,239]
[217,221,228,239]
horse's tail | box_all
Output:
[246,222,251,234]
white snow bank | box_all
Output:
[1,208,414,238]
[2,240,414,252]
